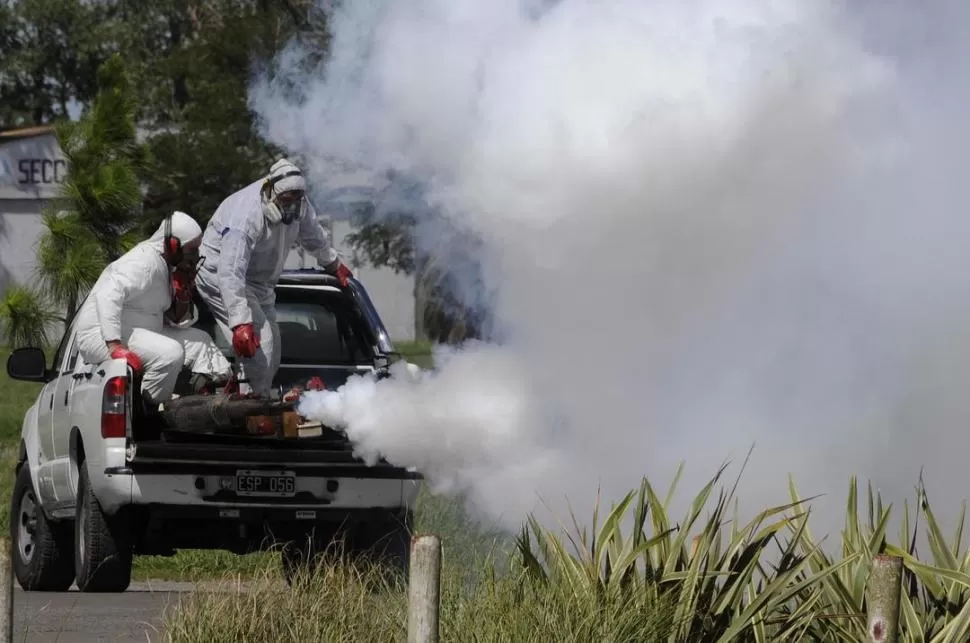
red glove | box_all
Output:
[307,376,326,391]
[171,269,193,304]
[110,345,144,375]
[335,262,353,287]
[231,323,260,358]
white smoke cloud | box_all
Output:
[251,0,970,538]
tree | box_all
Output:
[127,0,325,230]
[343,178,490,344]
[0,52,150,346]
[0,285,59,349]
[1,2,338,346]
[51,52,151,262]
[0,0,116,129]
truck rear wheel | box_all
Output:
[280,536,322,586]
[352,511,413,586]
[10,463,75,591]
[279,513,414,587]
[74,462,132,592]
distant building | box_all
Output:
[0,126,65,309]
[0,125,416,343]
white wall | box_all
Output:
[0,200,48,299]
[0,131,65,301]
[0,131,66,201]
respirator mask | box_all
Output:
[177,247,202,274]
[278,192,306,224]
[262,162,308,225]
[262,188,307,225]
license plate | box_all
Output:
[235,469,296,497]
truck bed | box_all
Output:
[124,392,420,480]
[157,392,294,434]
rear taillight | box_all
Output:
[102,376,127,439]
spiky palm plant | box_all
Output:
[514,457,852,642]
[788,476,970,642]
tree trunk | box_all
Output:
[169,15,189,109]
[413,254,430,341]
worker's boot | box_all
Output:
[138,390,166,422]
[188,372,233,396]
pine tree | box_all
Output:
[1,53,149,346]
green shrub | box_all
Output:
[0,285,59,349]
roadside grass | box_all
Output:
[0,347,45,444]
[163,466,970,642]
[133,550,278,581]
[162,548,679,643]
[0,346,37,538]
[0,445,17,537]
[393,338,435,369]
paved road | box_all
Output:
[13,582,196,642]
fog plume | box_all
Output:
[250,0,970,537]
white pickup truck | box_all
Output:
[5,269,423,592]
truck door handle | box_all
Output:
[48,394,53,410]
[64,390,69,405]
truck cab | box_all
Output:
[6,270,423,592]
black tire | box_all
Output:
[74,461,132,592]
[280,536,321,587]
[279,512,413,587]
[352,510,413,586]
[10,463,75,591]
[279,529,349,587]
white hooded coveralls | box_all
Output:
[74,214,232,403]
[195,176,339,396]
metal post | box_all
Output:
[0,537,12,643]
[867,554,903,643]
[407,534,442,643]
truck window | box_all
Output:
[275,298,371,365]
[64,335,81,373]
[207,294,374,365]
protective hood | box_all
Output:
[261,158,308,225]
[148,211,203,267]
[148,211,203,247]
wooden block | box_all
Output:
[282,411,300,438]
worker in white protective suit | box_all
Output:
[74,211,233,409]
[195,158,353,397]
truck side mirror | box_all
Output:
[6,347,50,383]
